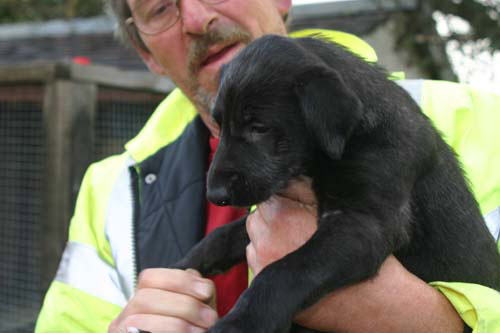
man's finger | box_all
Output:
[245,210,270,248]
[185,268,202,277]
[137,268,214,301]
[120,289,217,329]
[246,242,259,275]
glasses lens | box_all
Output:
[133,0,178,35]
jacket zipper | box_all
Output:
[129,165,142,288]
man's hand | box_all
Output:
[246,179,465,332]
[108,268,218,333]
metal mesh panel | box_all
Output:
[95,88,165,161]
[0,85,45,333]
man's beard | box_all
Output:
[186,24,252,112]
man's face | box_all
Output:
[127,0,291,112]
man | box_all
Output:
[36,0,500,332]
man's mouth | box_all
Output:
[200,43,239,69]
[186,25,253,87]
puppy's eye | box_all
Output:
[250,124,269,134]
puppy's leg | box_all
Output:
[207,211,391,333]
[171,216,249,276]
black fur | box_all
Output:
[172,35,500,333]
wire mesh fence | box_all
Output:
[95,88,163,161]
[0,65,171,333]
[0,85,45,332]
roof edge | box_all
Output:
[0,15,113,41]
[0,61,174,93]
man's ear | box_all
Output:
[124,26,168,76]
[295,68,363,160]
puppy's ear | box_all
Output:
[295,68,362,160]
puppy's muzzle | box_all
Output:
[207,171,240,206]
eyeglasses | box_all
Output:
[126,0,229,35]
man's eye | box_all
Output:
[151,5,167,17]
[146,1,173,20]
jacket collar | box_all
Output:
[125,88,197,163]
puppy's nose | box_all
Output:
[207,172,240,206]
[207,185,230,206]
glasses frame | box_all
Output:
[126,0,229,36]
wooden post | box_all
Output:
[40,79,97,293]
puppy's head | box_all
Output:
[207,35,363,207]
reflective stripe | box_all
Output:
[67,153,132,266]
[105,156,137,300]
[485,206,500,242]
[396,79,424,107]
[55,241,127,307]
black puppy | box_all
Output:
[173,35,500,333]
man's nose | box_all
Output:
[179,0,218,35]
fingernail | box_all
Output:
[127,327,140,333]
[201,306,218,326]
[194,281,212,298]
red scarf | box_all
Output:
[205,135,248,316]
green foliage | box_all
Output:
[0,0,103,23]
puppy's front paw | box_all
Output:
[169,257,191,271]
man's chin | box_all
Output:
[193,85,217,113]
[197,71,222,94]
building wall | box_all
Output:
[362,19,428,79]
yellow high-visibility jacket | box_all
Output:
[36,30,500,332]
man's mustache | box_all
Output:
[188,25,252,76]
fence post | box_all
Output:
[40,79,97,293]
